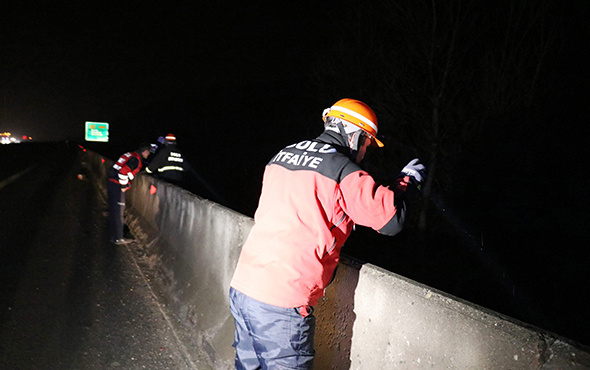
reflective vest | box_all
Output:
[109,151,143,188]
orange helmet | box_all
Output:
[322,98,383,147]
[165,133,176,141]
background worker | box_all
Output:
[107,143,151,244]
[145,133,185,185]
[229,98,426,369]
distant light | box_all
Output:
[1,132,12,144]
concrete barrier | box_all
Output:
[83,149,590,369]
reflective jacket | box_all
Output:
[108,151,144,189]
[230,131,408,308]
[145,143,184,182]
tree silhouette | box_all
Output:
[313,0,558,238]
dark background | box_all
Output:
[2,1,589,346]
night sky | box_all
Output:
[1,2,338,141]
[2,1,590,346]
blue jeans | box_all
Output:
[107,181,125,242]
[229,287,316,369]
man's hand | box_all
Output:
[401,158,425,185]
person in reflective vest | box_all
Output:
[145,133,185,184]
[107,143,150,244]
[229,99,426,369]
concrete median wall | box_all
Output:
[83,149,590,369]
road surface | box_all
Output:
[0,143,202,369]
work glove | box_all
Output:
[400,158,426,186]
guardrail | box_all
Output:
[83,149,590,369]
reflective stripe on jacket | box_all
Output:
[230,131,407,308]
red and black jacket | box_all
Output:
[108,151,144,189]
[231,131,408,308]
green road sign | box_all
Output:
[85,121,109,142]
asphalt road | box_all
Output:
[0,144,200,369]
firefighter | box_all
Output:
[229,98,426,369]
[107,143,151,244]
[145,133,185,184]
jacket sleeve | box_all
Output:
[146,150,165,174]
[339,170,407,236]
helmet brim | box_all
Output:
[373,137,384,147]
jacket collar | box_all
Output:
[316,130,347,148]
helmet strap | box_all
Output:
[336,121,364,159]
[349,131,365,160]
[336,122,353,155]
